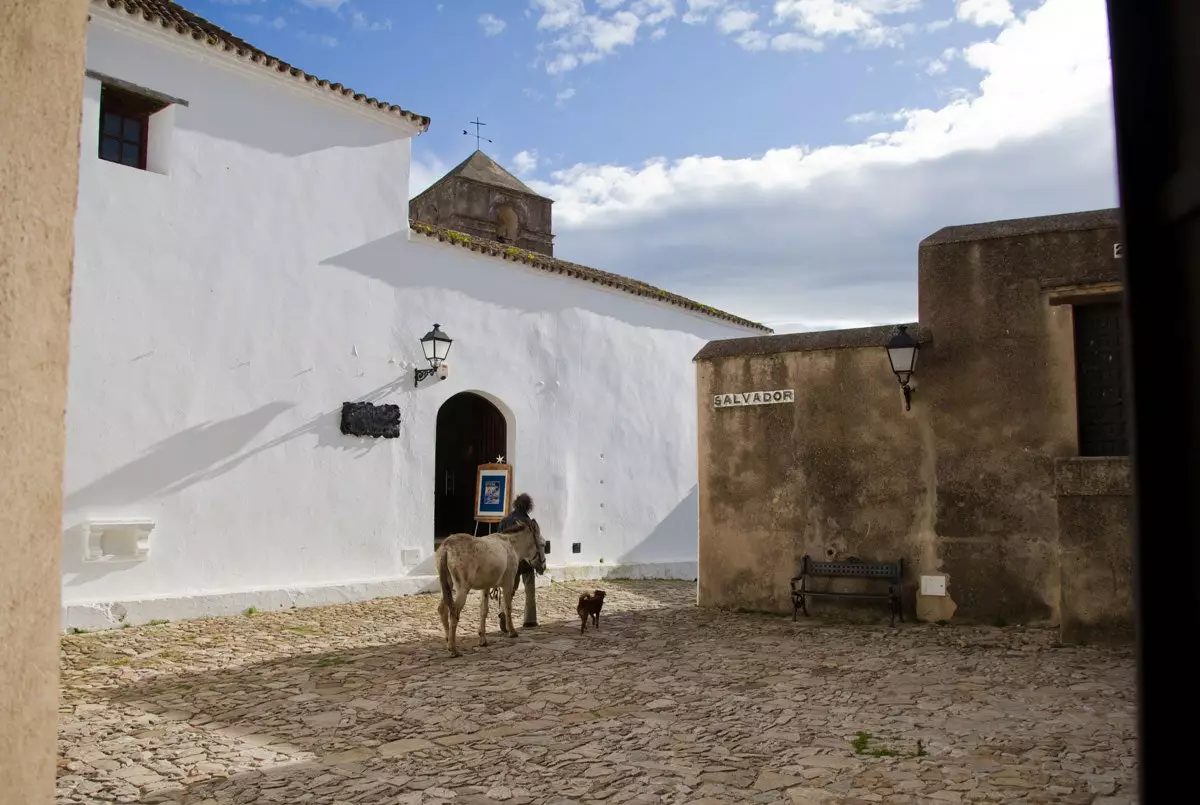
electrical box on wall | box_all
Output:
[571,543,581,554]
[920,574,948,597]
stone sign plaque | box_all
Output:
[713,389,796,409]
[340,401,401,438]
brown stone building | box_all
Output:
[410,150,555,257]
[695,208,1133,643]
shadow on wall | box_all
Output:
[173,60,408,157]
[616,486,699,567]
[62,379,407,587]
[64,402,295,512]
[320,233,746,339]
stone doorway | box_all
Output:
[434,392,507,544]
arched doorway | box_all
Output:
[435,392,508,543]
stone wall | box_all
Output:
[0,0,89,800]
[410,178,554,256]
[1054,457,1135,643]
[916,209,1122,624]
[696,209,1134,634]
[697,325,932,618]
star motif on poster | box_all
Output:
[495,455,505,463]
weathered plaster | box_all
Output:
[697,343,934,619]
[696,210,1131,629]
[1054,457,1135,644]
[917,217,1121,624]
[0,0,89,799]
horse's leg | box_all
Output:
[501,579,519,637]
[448,585,470,657]
[478,587,490,647]
[438,597,450,650]
[522,568,538,627]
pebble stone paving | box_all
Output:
[58,580,1138,805]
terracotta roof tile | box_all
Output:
[91,0,430,131]
[409,222,771,333]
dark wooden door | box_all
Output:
[1073,301,1129,456]
[434,393,506,541]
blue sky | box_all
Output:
[195,1,1117,332]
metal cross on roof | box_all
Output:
[463,117,493,151]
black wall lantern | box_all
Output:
[414,323,453,387]
[886,325,919,411]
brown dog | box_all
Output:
[577,590,606,634]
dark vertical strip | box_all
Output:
[1106,0,1200,800]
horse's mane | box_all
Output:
[499,518,538,537]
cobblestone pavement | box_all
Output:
[58,580,1137,805]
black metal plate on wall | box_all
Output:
[340,402,401,439]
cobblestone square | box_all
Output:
[58,581,1137,804]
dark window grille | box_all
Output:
[1072,301,1129,456]
[98,84,166,170]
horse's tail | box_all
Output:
[437,547,454,612]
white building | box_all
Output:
[62,0,768,630]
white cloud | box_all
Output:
[479,13,508,36]
[352,11,392,32]
[512,150,540,175]
[651,26,668,39]
[956,0,1016,27]
[530,0,676,73]
[295,0,347,10]
[735,30,769,50]
[297,31,338,47]
[770,31,824,51]
[682,0,727,24]
[239,13,287,29]
[556,87,578,105]
[511,0,1115,331]
[410,153,448,198]
[716,7,759,34]
[846,110,881,123]
[771,0,924,48]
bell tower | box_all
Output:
[409,150,555,257]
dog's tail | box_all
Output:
[577,593,590,607]
[437,548,454,612]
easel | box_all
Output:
[472,461,512,537]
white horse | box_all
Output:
[435,520,547,657]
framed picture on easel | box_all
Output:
[474,463,513,523]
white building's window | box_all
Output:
[98,83,169,171]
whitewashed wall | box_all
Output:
[62,12,758,629]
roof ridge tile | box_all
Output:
[92,0,430,131]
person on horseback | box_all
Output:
[497,492,540,631]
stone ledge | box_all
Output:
[1054,456,1132,497]
[921,208,1120,246]
[694,322,928,361]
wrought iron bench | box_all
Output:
[791,555,905,626]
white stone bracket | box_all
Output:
[81,520,155,563]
